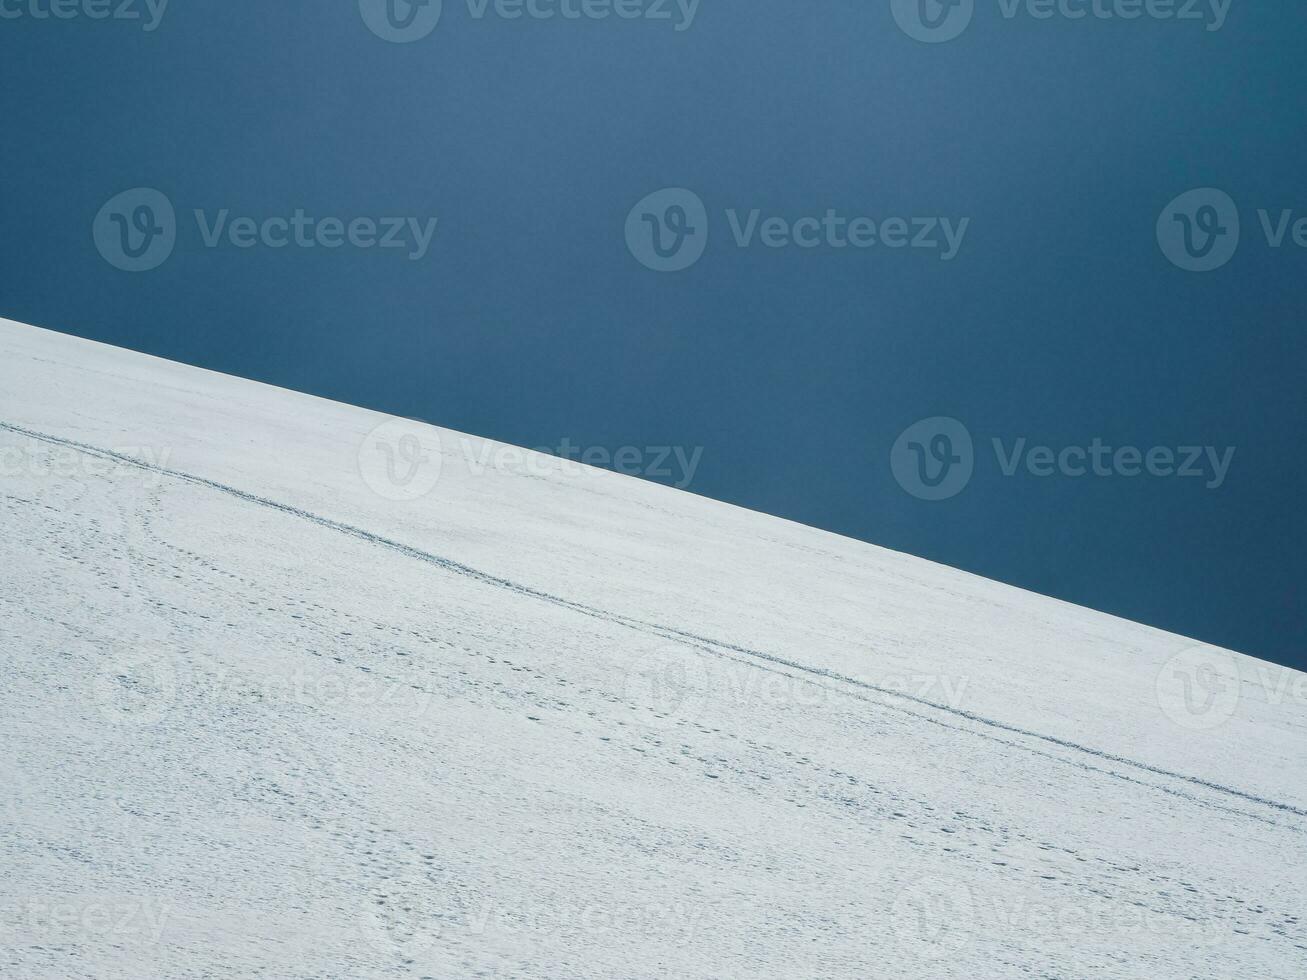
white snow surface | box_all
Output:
[0,317,1304,978]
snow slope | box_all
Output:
[0,317,1303,978]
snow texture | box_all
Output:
[0,318,1303,978]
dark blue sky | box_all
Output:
[1,1,1303,669]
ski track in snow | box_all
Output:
[2,419,1303,832]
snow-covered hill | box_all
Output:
[1,317,1303,978]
